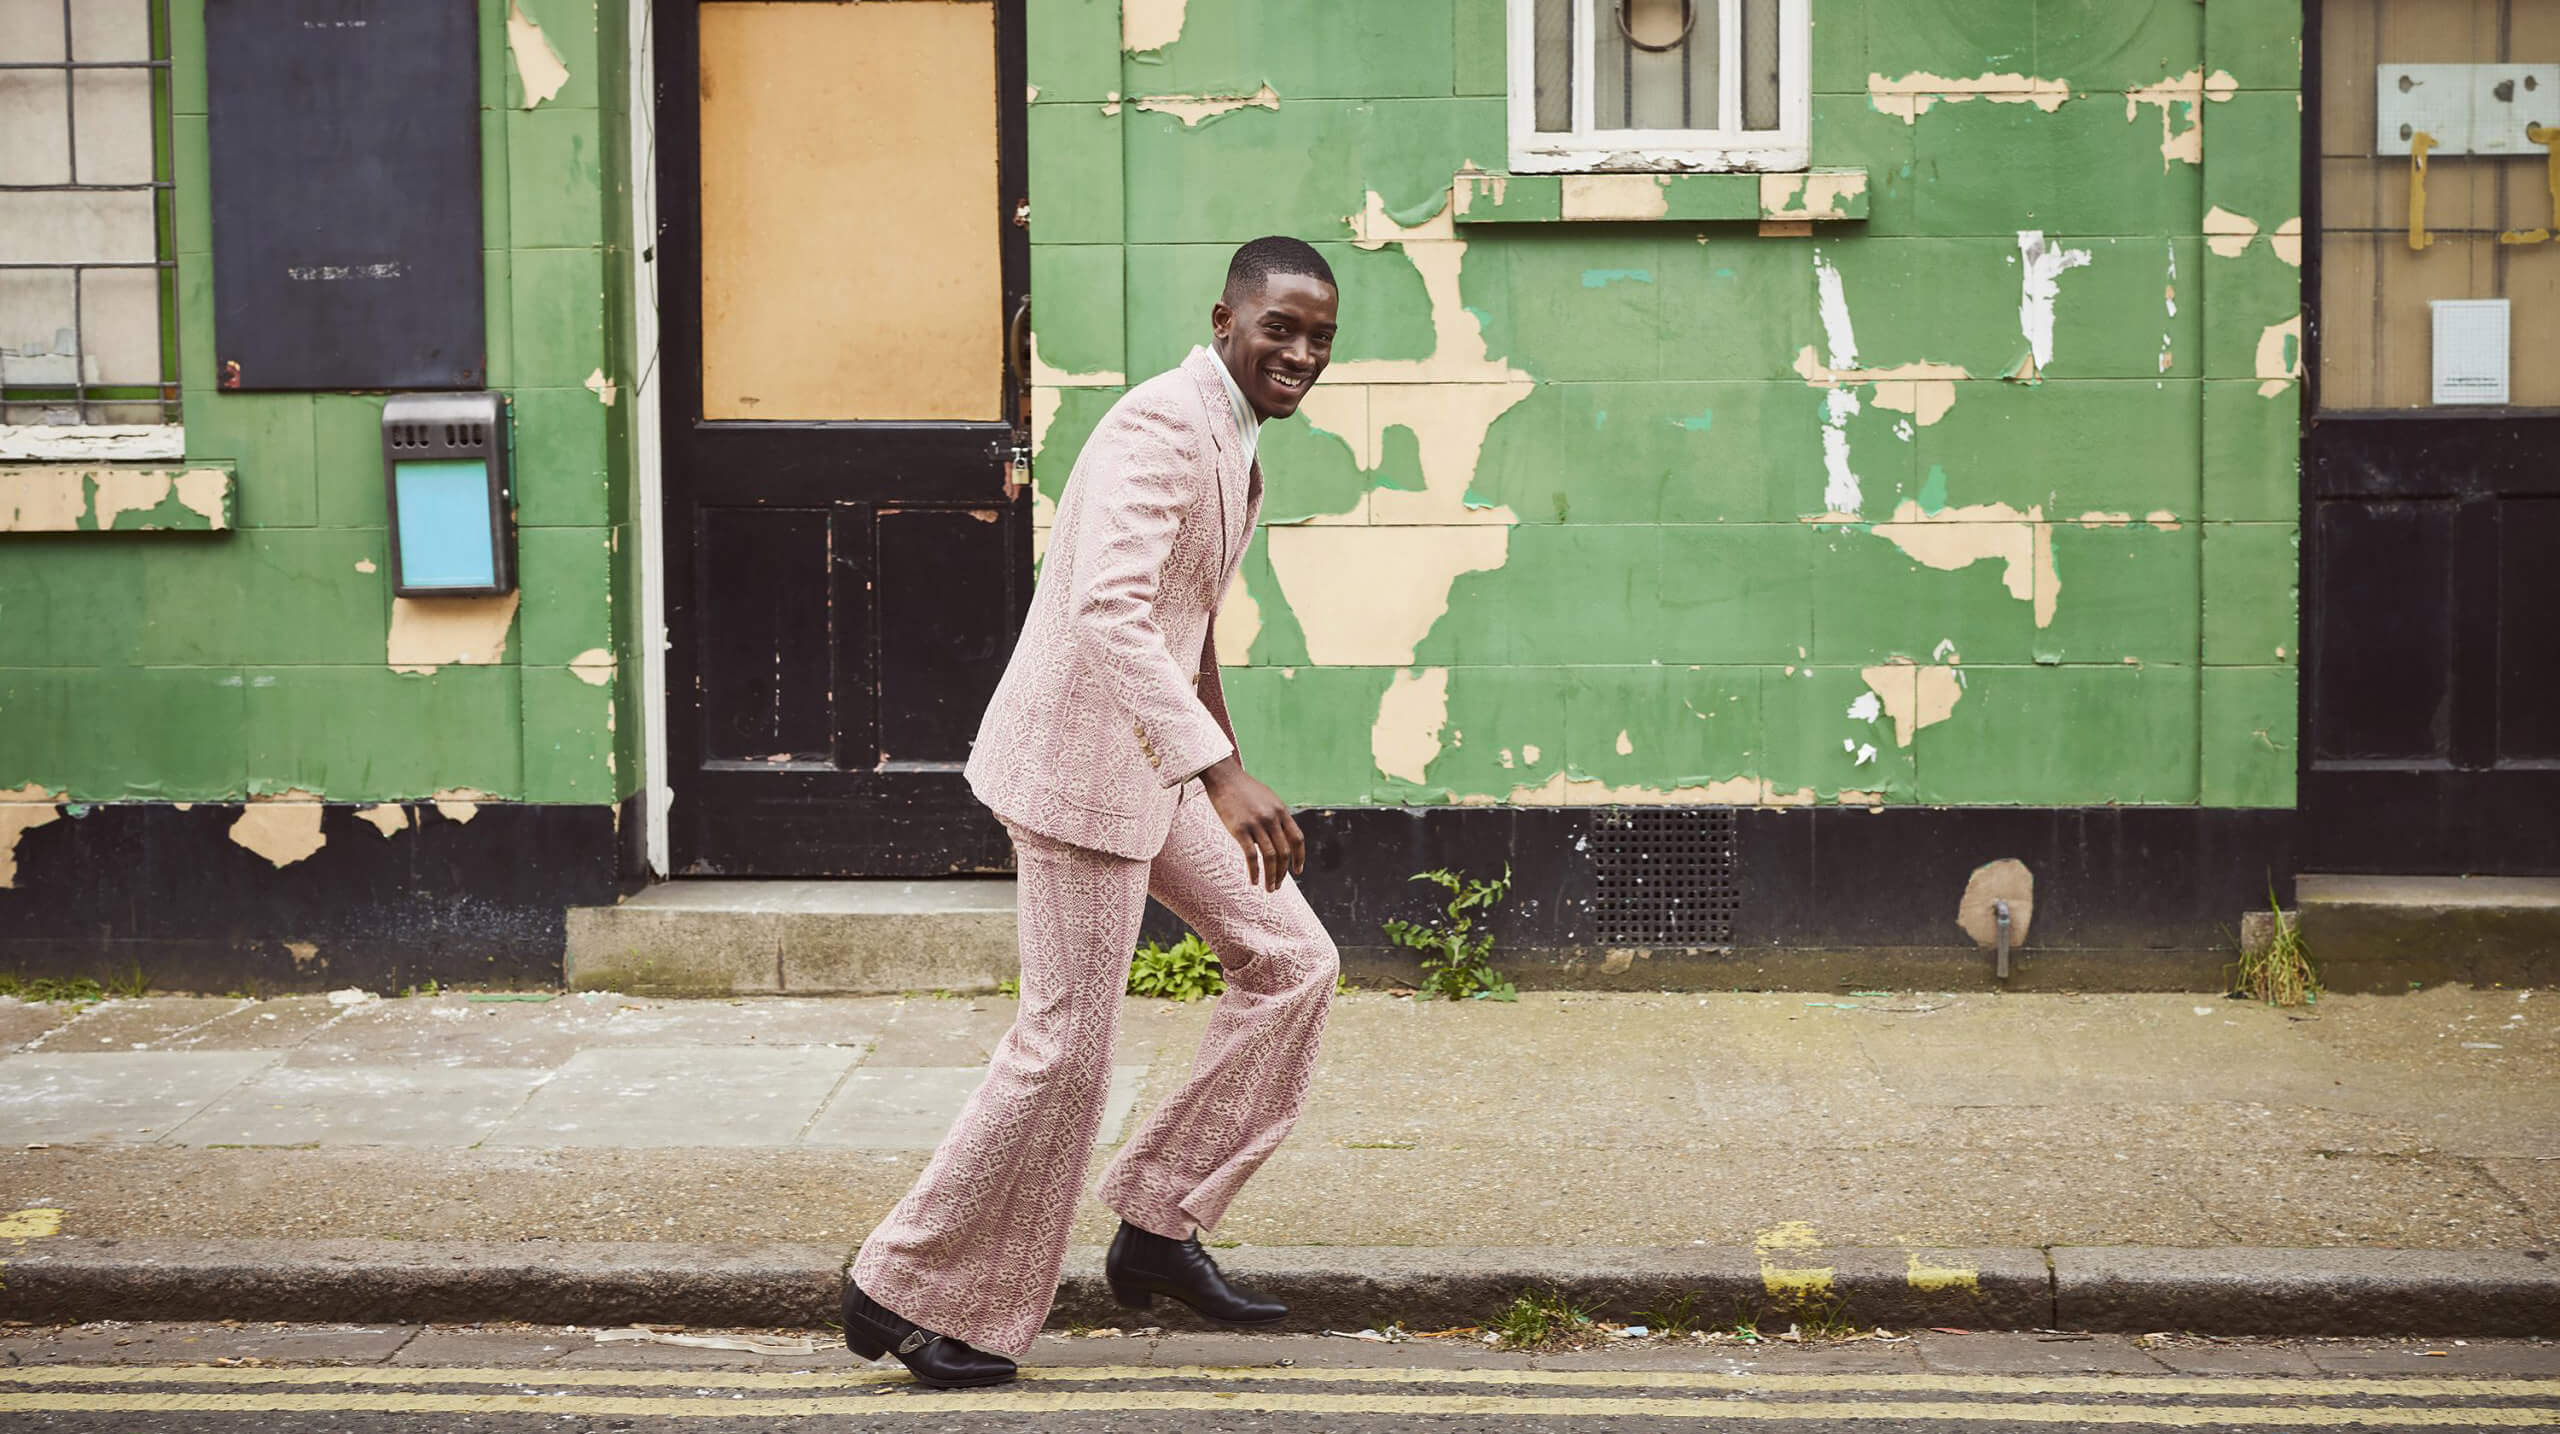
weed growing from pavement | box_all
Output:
[2229,880,2320,1008]
[1634,1292,1706,1337]
[0,968,144,1004]
[1387,865,1517,1002]
[1492,1285,1593,1349]
[1128,932,1224,1001]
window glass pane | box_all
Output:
[0,70,70,184]
[1533,0,1572,131]
[1596,0,1717,130]
[1743,0,1781,130]
[2317,0,2560,408]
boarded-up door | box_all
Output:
[659,0,1029,875]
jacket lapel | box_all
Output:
[1184,348,1253,587]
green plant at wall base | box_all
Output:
[2228,881,2319,1008]
[1491,1285,1592,1349]
[1386,866,1517,1002]
[1128,932,1224,1002]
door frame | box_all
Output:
[2297,0,2560,875]
[638,0,1031,877]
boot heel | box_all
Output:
[840,1285,895,1360]
[1108,1277,1155,1313]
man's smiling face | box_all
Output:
[1211,271,1339,421]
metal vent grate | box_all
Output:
[1588,807,1739,947]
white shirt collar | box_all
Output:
[1197,345,1261,468]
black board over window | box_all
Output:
[204,0,483,391]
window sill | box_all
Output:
[0,463,236,533]
[1453,168,1867,225]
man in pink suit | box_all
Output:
[840,238,1344,1388]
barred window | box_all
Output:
[0,0,181,458]
[1510,0,1810,173]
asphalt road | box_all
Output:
[3,1324,2557,1432]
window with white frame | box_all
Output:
[1507,0,1809,173]
[0,0,182,459]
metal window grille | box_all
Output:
[0,0,182,429]
[1510,0,1808,173]
[1587,807,1739,947]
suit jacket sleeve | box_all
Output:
[1198,626,1240,757]
[1068,406,1235,788]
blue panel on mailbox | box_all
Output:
[393,459,498,589]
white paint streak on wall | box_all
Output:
[387,594,521,674]
[1867,71,2070,123]
[1371,668,1449,784]
[2015,230,2093,381]
[1135,84,1279,127]
[229,797,327,869]
[355,804,409,838]
[1122,0,1189,53]
[2123,68,2237,169]
[2255,313,2303,397]
[0,786,61,889]
[507,0,570,110]
[1813,250,1859,370]
[1820,388,1863,516]
[2203,205,2261,258]
[1869,499,2059,628]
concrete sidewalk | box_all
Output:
[0,985,2552,1333]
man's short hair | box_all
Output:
[1224,236,1336,303]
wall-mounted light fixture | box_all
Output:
[382,392,514,597]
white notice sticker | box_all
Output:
[2431,299,2510,406]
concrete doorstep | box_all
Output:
[4,1239,2556,1338]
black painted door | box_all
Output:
[658,0,1029,876]
[2301,2,2560,875]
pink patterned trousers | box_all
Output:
[849,781,1338,1358]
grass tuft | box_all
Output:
[1491,1285,1593,1349]
[2228,880,2319,1008]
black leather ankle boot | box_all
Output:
[841,1281,1018,1389]
[1104,1220,1287,1324]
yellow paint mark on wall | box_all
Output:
[2123,68,2237,170]
[0,791,62,890]
[1371,667,1450,784]
[1214,569,1261,662]
[0,469,85,531]
[387,594,521,674]
[354,804,408,838]
[1754,1220,1836,1298]
[506,0,569,109]
[2202,205,2260,259]
[1122,0,1188,53]
[2254,314,2302,398]
[1907,1251,1980,1293]
[1135,84,1279,127]
[229,797,327,870]
[1867,71,2069,123]
[1560,173,1671,221]
[1869,499,2058,628]
[1761,171,1867,220]
[0,1207,62,1240]
[569,648,617,686]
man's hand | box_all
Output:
[1199,755,1304,893]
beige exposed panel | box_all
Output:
[699,1,1000,422]
[2318,0,2560,408]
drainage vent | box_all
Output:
[1588,808,1739,947]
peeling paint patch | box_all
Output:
[1493,771,1816,807]
[89,469,171,531]
[0,469,85,531]
[354,558,378,574]
[1868,71,2069,122]
[285,941,320,966]
[1135,83,1279,128]
[0,793,61,890]
[568,647,618,686]
[2203,205,2261,258]
[2123,68,2238,169]
[433,789,489,824]
[229,796,326,869]
[1754,1220,1836,1298]
[2014,231,2093,382]
[1029,334,1126,388]
[583,368,618,406]
[1121,0,1188,53]
[1560,173,1671,221]
[1270,526,1510,666]
[1580,268,1653,288]
[1215,568,1261,662]
[355,803,408,838]
[1862,659,1968,749]
[1793,349,1965,427]
[506,0,570,110]
[172,468,230,527]
[387,593,521,674]
[1760,170,1868,220]
[1371,667,1449,784]
[2271,217,2303,267]
[1870,499,2058,628]
[2255,313,2303,397]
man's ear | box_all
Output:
[1210,299,1235,340]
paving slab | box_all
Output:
[2303,1339,2560,1376]
[0,998,80,1051]
[0,1321,417,1365]
[167,1065,550,1147]
[0,1051,276,1145]
[2138,1340,2325,1375]
[36,997,247,1051]
[2053,1246,2560,1336]
[388,1326,579,1366]
[802,1064,1145,1149]
[285,994,625,1070]
[154,995,349,1051]
[484,1045,861,1148]
[1912,1331,2170,1375]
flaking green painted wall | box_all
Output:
[0,0,643,809]
[1029,0,2304,812]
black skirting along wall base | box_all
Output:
[0,796,643,993]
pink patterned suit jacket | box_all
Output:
[966,348,1264,861]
